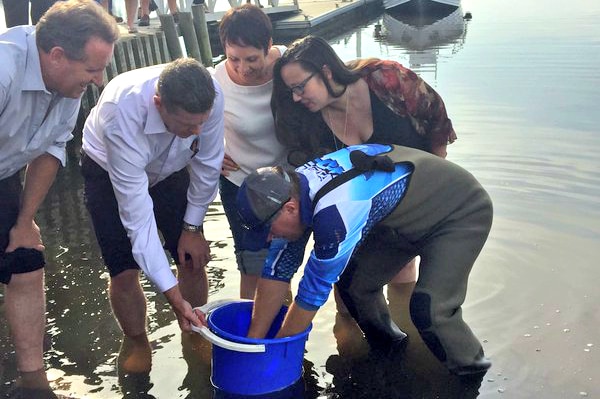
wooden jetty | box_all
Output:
[77,0,383,118]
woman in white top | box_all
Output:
[214,4,287,298]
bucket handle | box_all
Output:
[191,299,266,353]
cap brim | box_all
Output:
[240,223,270,252]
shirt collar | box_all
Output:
[144,89,169,135]
[23,31,49,92]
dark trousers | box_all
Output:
[0,173,45,284]
[3,0,56,27]
[80,152,189,276]
[219,176,268,276]
[337,191,493,370]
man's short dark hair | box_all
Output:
[157,58,216,114]
[219,4,272,54]
[36,0,119,61]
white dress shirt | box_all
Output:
[82,63,225,292]
[0,26,79,180]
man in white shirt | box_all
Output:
[81,58,224,372]
[0,1,118,397]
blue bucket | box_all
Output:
[193,300,311,396]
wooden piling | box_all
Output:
[131,37,148,68]
[159,14,183,60]
[140,35,155,65]
[155,31,172,63]
[178,12,202,62]
[113,41,128,74]
[192,4,214,67]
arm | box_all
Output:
[6,154,60,252]
[277,302,317,338]
[362,60,457,151]
[248,278,292,338]
[101,104,205,329]
[220,153,239,176]
[177,229,210,270]
[164,284,206,332]
[181,82,225,267]
[247,235,310,338]
[101,103,179,292]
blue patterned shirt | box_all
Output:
[262,144,412,310]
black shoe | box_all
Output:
[138,14,150,26]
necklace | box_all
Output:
[325,85,350,150]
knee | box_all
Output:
[110,269,140,290]
[410,292,449,362]
[177,263,207,279]
[6,267,44,289]
[2,247,45,285]
[409,291,432,330]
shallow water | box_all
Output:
[2,0,600,397]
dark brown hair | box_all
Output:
[219,4,272,54]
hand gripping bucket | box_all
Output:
[192,299,312,396]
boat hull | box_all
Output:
[383,0,460,13]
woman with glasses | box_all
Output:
[214,4,288,299]
[270,35,457,291]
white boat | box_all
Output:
[383,0,460,13]
[381,5,466,51]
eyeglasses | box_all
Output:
[240,196,291,231]
[289,72,316,96]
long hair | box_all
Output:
[271,36,371,165]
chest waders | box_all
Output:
[323,145,494,375]
[310,146,414,356]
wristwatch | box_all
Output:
[182,222,203,233]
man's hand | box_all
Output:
[177,230,210,269]
[164,285,207,332]
[6,220,44,253]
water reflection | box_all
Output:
[380,5,468,70]
[3,0,600,397]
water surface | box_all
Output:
[1,0,599,397]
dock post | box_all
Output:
[178,12,202,62]
[131,37,148,68]
[159,14,183,60]
[192,4,213,67]
[155,31,172,63]
[113,40,128,74]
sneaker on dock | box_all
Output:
[138,14,150,27]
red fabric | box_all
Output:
[358,59,457,146]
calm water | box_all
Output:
[2,0,600,397]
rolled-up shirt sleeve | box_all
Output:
[45,101,78,166]
[185,82,225,225]
[101,103,178,293]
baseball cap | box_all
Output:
[236,166,292,251]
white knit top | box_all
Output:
[213,45,288,186]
